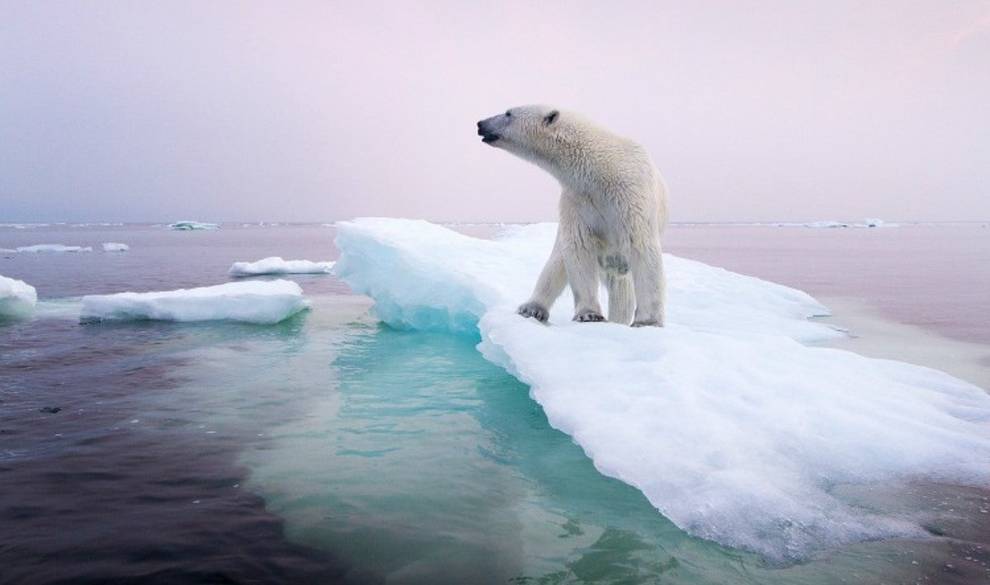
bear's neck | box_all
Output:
[538,135,618,193]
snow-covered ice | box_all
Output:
[168,220,220,231]
[334,218,990,561]
[0,275,37,319]
[228,257,334,277]
[102,242,130,252]
[80,280,309,324]
[16,244,92,253]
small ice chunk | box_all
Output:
[101,242,129,252]
[228,257,334,277]
[168,220,220,231]
[0,275,37,319]
[80,280,309,324]
[16,244,93,253]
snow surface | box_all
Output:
[102,242,129,252]
[168,220,219,231]
[0,275,37,319]
[334,218,990,561]
[80,280,309,324]
[229,256,334,277]
[16,244,92,253]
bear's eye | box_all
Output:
[505,110,512,117]
[543,110,559,126]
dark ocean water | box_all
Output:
[1,223,988,585]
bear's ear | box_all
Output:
[543,110,559,126]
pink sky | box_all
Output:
[1,1,987,222]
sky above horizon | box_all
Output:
[2,1,988,223]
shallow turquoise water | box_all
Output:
[167,297,938,584]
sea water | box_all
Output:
[1,222,987,584]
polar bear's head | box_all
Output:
[476,105,565,165]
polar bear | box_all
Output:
[477,105,668,326]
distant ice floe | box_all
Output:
[0,275,37,320]
[334,218,990,562]
[674,219,902,229]
[80,280,308,324]
[772,218,899,228]
[0,223,50,230]
[101,242,129,252]
[16,244,92,253]
[229,256,334,277]
[168,220,220,231]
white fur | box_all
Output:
[478,105,668,325]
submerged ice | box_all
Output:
[80,280,309,324]
[0,275,37,319]
[334,218,990,561]
[229,256,335,276]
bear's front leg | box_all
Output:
[563,242,605,323]
[517,238,567,323]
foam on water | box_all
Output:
[101,242,130,252]
[80,280,309,324]
[334,218,990,561]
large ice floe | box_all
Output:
[228,256,334,277]
[80,280,308,324]
[16,244,92,253]
[335,218,990,562]
[101,242,129,252]
[0,275,37,320]
[168,220,219,231]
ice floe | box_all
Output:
[0,223,50,229]
[80,280,308,324]
[859,218,898,228]
[228,256,334,277]
[168,220,220,231]
[16,244,92,253]
[0,275,37,319]
[334,218,990,561]
[101,242,129,252]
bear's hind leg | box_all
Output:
[605,273,634,325]
[631,240,666,327]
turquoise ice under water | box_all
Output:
[165,297,937,585]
